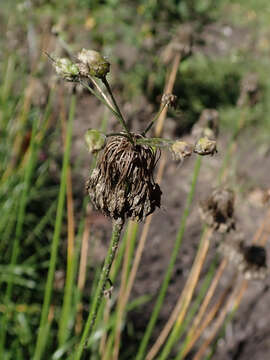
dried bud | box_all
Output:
[199,187,235,233]
[170,140,193,161]
[86,134,162,222]
[191,109,219,140]
[193,137,217,156]
[161,93,177,108]
[52,57,79,81]
[85,129,106,153]
[219,236,267,279]
[77,49,110,78]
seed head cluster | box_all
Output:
[86,134,162,222]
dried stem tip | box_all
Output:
[86,134,162,222]
[77,49,110,78]
[199,188,235,233]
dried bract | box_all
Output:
[193,137,217,156]
[170,140,193,162]
[77,49,110,79]
[199,187,235,233]
[86,134,162,222]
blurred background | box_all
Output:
[1,0,270,359]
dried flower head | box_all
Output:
[199,187,235,233]
[77,49,110,79]
[161,93,178,108]
[170,140,193,162]
[193,137,217,156]
[86,133,162,222]
[237,73,260,107]
[191,109,219,140]
[219,235,267,279]
[51,57,80,81]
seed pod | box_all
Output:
[199,187,235,233]
[85,129,106,153]
[193,137,217,156]
[77,49,110,79]
[86,133,162,222]
[170,140,193,162]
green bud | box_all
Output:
[193,137,217,156]
[85,129,106,153]
[53,57,79,81]
[77,49,110,78]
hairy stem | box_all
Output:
[74,218,124,360]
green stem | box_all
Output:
[142,103,167,136]
[74,218,124,360]
[101,77,132,141]
[135,156,202,360]
[33,95,76,360]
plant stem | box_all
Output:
[74,218,124,360]
[142,103,167,136]
[101,77,132,141]
[135,156,202,360]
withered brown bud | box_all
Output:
[219,235,267,279]
[193,137,217,156]
[170,140,193,162]
[86,134,162,222]
[191,109,219,140]
[161,93,178,108]
[199,187,235,233]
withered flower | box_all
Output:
[86,133,162,222]
[77,49,110,79]
[199,187,235,233]
[193,137,217,156]
[219,235,267,279]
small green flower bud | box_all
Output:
[193,137,217,156]
[170,140,193,161]
[77,49,110,78]
[85,129,106,153]
[53,57,80,81]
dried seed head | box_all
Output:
[85,129,106,153]
[161,93,178,108]
[191,109,219,140]
[77,49,110,78]
[193,137,217,156]
[199,187,235,233]
[219,235,267,279]
[170,140,193,162]
[52,57,80,81]
[86,134,162,222]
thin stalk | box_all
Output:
[33,95,76,360]
[58,165,76,345]
[0,115,38,352]
[142,103,167,136]
[135,156,202,360]
[101,77,132,140]
[74,219,124,360]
